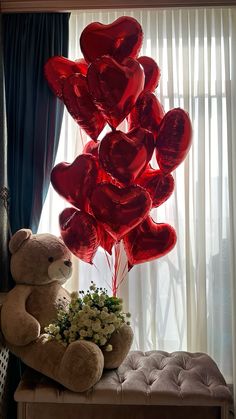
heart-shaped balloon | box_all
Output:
[128,92,165,141]
[59,208,100,264]
[155,108,192,173]
[80,16,143,64]
[63,74,106,141]
[51,154,99,212]
[136,166,174,207]
[44,56,88,98]
[123,215,177,265]
[99,128,155,184]
[138,56,161,93]
[87,56,144,128]
[90,183,152,241]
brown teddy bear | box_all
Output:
[0,229,133,392]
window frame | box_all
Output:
[2,0,236,13]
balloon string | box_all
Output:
[112,241,121,297]
[93,259,112,294]
[104,242,129,297]
[104,249,112,274]
[114,262,128,293]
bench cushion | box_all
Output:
[15,350,232,405]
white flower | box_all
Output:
[107,313,116,323]
[70,324,78,332]
[105,344,113,352]
[107,324,115,334]
[99,337,107,346]
[92,320,101,332]
[86,328,93,337]
[47,324,60,334]
[84,319,92,327]
[100,310,108,320]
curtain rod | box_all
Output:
[2,0,236,13]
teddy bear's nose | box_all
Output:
[64,260,72,267]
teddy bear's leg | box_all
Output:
[59,339,104,392]
[8,334,104,392]
[103,324,134,369]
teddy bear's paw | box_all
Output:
[59,340,104,392]
[103,324,134,369]
[3,314,40,346]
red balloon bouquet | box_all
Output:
[45,15,192,279]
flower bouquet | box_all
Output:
[45,282,131,352]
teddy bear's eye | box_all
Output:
[48,257,54,263]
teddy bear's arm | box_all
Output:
[1,285,40,346]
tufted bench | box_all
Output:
[14,350,232,419]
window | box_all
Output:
[39,7,236,383]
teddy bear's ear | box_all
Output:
[9,229,32,254]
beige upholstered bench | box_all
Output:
[14,350,232,419]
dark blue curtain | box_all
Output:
[3,13,69,235]
[2,13,69,418]
[0,14,10,292]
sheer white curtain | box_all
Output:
[39,7,236,389]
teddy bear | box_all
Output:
[0,229,133,392]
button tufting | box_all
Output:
[14,350,233,409]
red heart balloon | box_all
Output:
[59,208,99,264]
[128,92,165,142]
[63,74,106,141]
[155,108,192,173]
[123,215,177,265]
[138,56,161,92]
[51,154,99,212]
[90,183,152,241]
[136,166,174,207]
[99,128,155,184]
[44,56,88,98]
[80,16,143,64]
[87,56,144,128]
